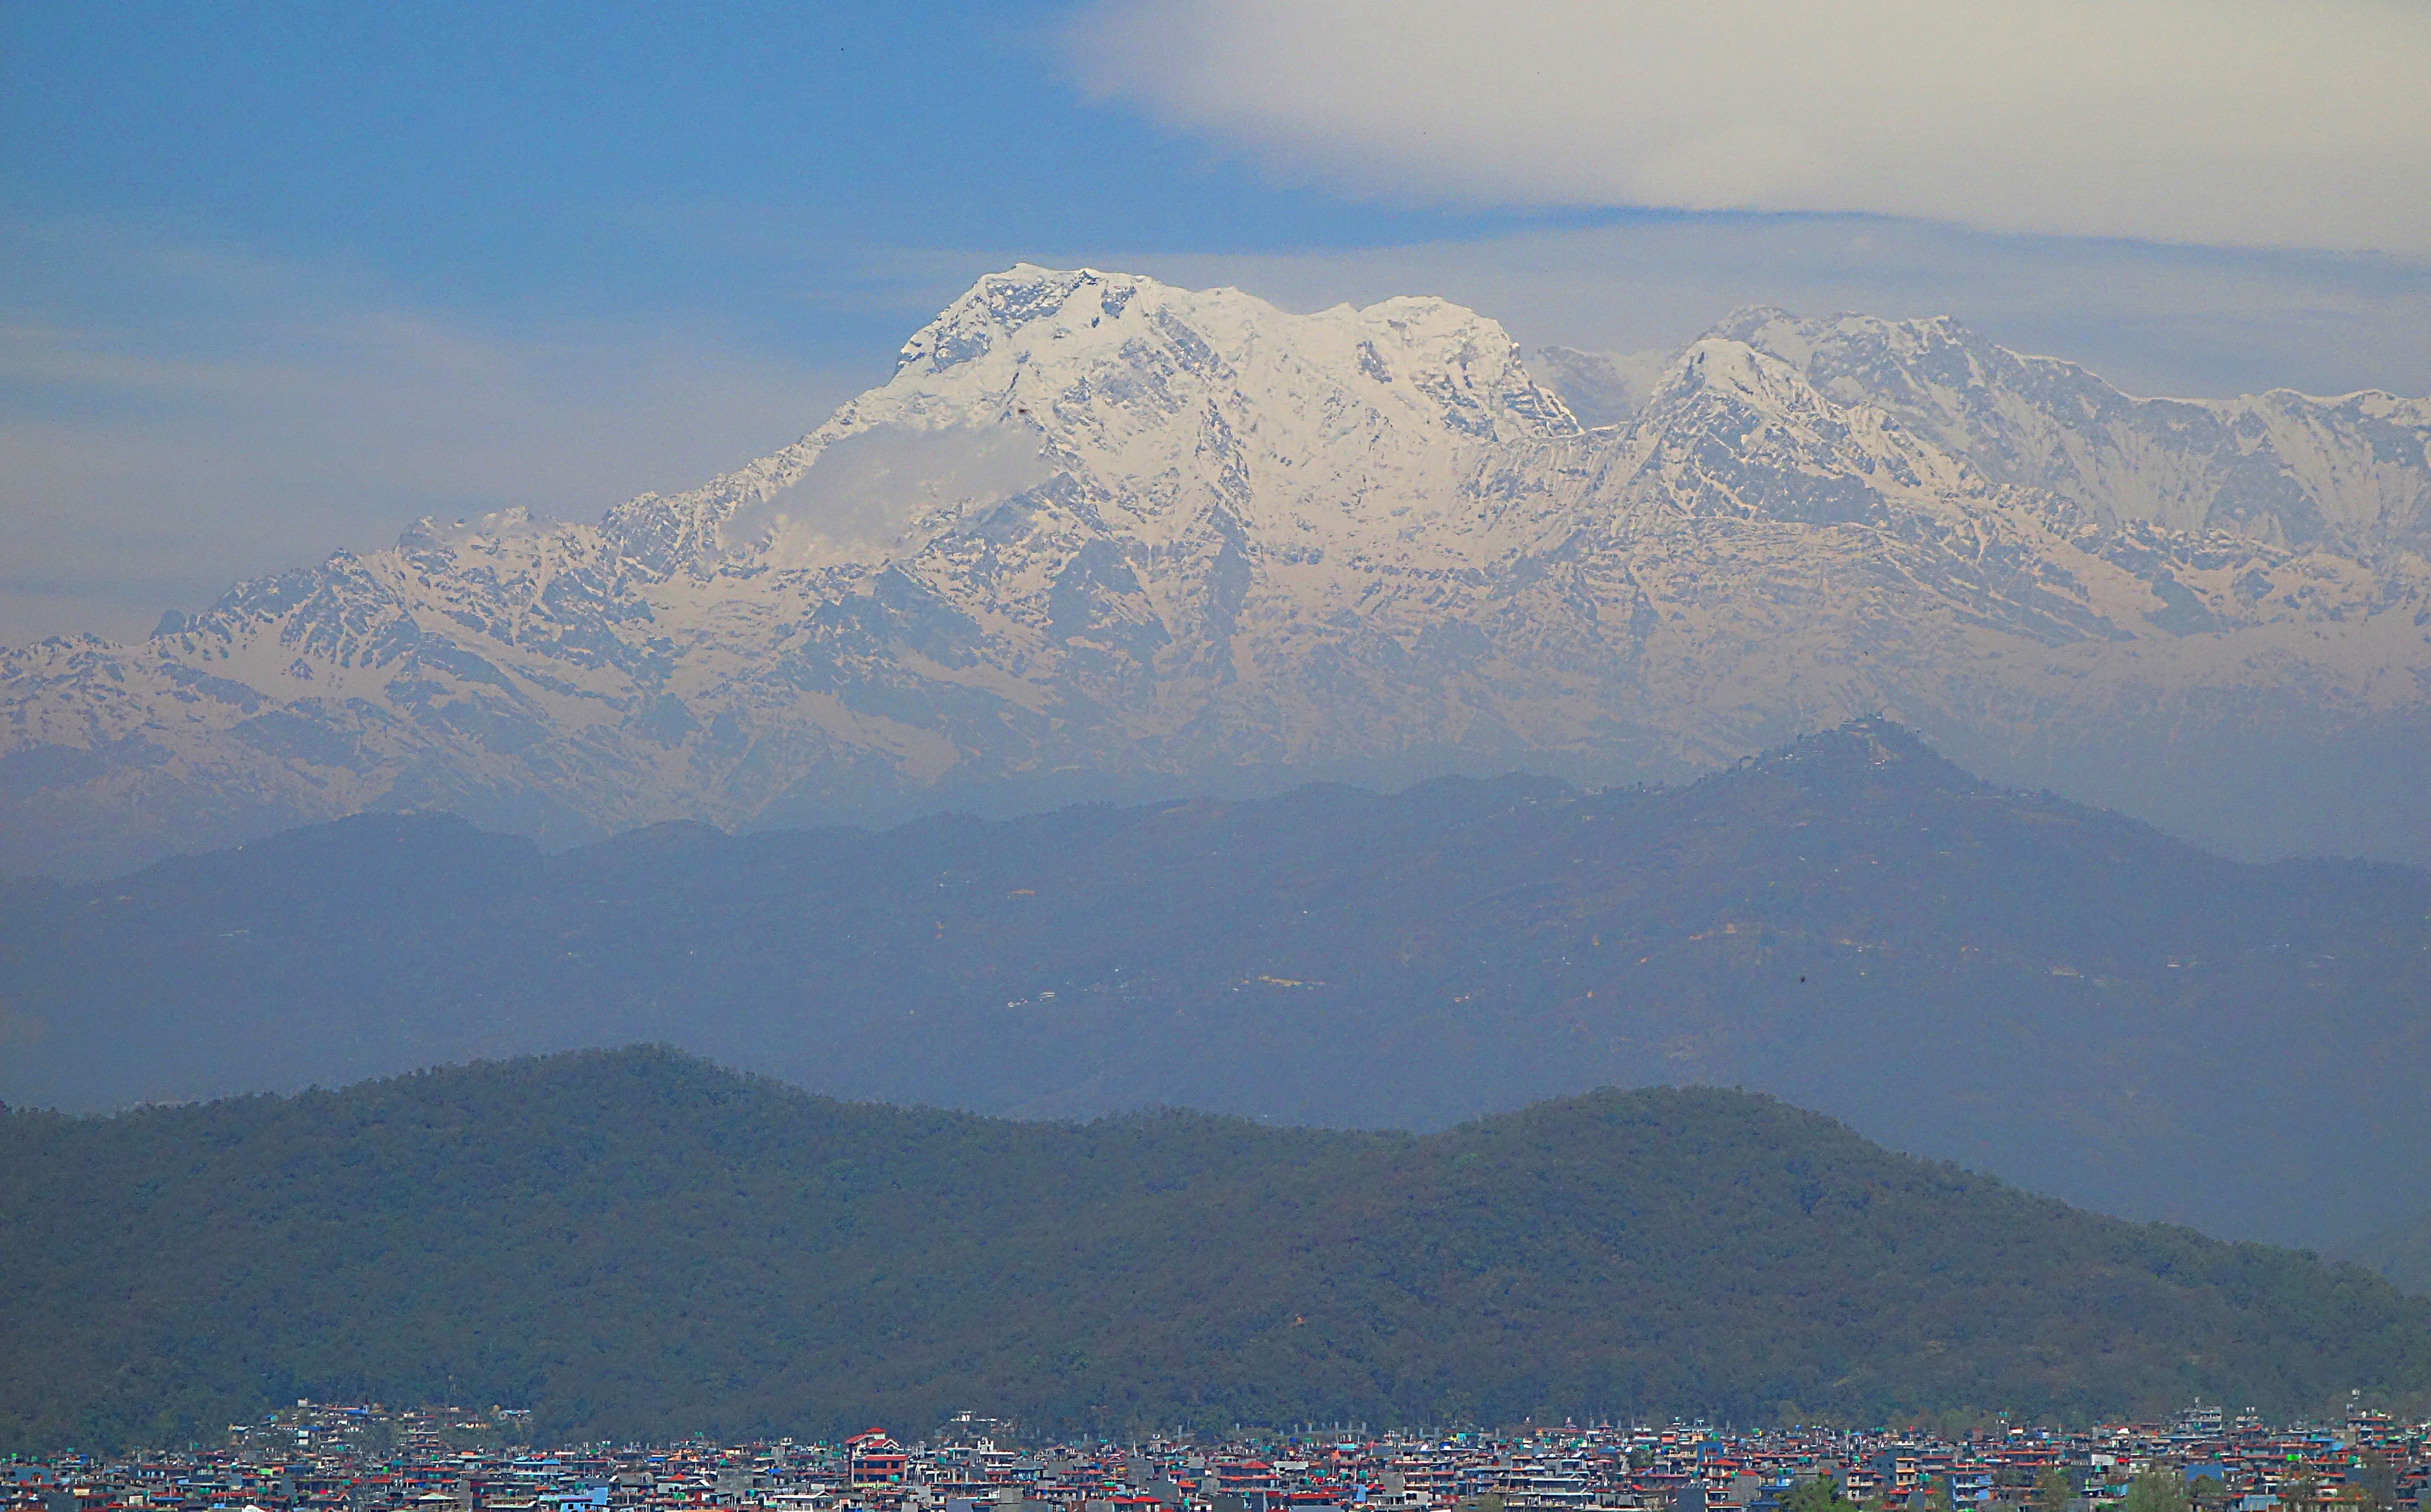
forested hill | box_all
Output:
[6,720,2429,1250]
[3,1050,2427,1452]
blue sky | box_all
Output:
[6,0,2429,645]
[6,2,1507,367]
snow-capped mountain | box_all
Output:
[8,265,2431,877]
[1712,307,2431,553]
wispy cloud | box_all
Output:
[1065,0,2431,254]
[0,220,856,647]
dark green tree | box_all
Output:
[1783,1478,1856,1512]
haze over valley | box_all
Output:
[8,719,2429,1264]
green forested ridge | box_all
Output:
[5,1047,2427,1455]
[6,719,2430,1251]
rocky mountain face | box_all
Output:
[8,266,2431,876]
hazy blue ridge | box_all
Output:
[5,720,2427,1251]
[2339,1210,2431,1297]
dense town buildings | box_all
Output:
[7,1402,2424,1512]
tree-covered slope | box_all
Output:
[5,721,2428,1249]
[4,1047,2428,1454]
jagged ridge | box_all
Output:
[5,267,2430,877]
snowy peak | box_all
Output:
[1603,334,1987,528]
[890,265,1576,438]
[870,264,1580,461]
[648,266,1586,573]
[1651,337,1840,417]
[1710,307,2431,551]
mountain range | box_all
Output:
[8,267,2431,878]
[6,1046,2427,1454]
[8,719,2426,1254]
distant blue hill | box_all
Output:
[4,719,2428,1251]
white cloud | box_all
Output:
[1065,0,2431,254]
